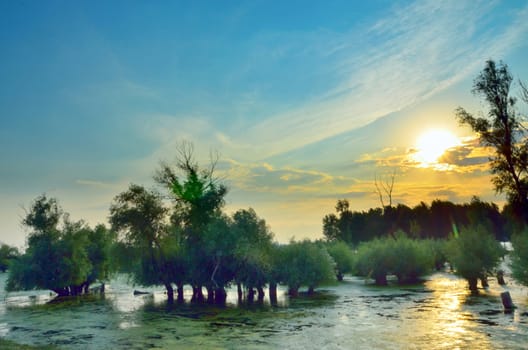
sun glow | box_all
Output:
[413,129,460,166]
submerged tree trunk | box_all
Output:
[480,276,489,288]
[375,274,388,286]
[206,285,215,303]
[336,272,344,281]
[215,287,227,304]
[288,286,299,297]
[468,277,479,294]
[497,270,506,285]
[257,286,265,301]
[192,286,205,302]
[165,283,174,303]
[237,282,243,302]
[269,282,277,304]
[177,283,184,303]
[52,288,70,297]
[247,287,255,303]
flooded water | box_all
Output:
[1,271,528,349]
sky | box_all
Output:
[1,0,528,248]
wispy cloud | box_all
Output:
[229,0,528,160]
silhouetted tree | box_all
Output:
[456,60,528,224]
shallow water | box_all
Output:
[1,271,528,349]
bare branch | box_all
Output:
[374,174,386,209]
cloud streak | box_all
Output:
[229,0,528,160]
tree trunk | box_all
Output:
[247,287,255,303]
[177,283,184,303]
[165,283,174,303]
[269,282,277,304]
[307,286,315,295]
[206,285,215,303]
[288,287,299,297]
[192,285,205,302]
[480,276,489,288]
[497,271,506,285]
[237,282,243,302]
[257,286,265,301]
[375,274,388,286]
[468,277,479,294]
[215,287,227,304]
[336,272,344,282]
[52,288,70,297]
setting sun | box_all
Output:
[413,129,460,166]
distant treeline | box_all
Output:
[323,197,515,244]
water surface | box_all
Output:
[1,272,527,349]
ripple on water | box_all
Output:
[1,272,528,349]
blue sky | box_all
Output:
[1,0,528,247]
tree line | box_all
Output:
[4,144,337,303]
[3,59,528,302]
[323,197,508,244]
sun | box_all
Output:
[413,129,460,166]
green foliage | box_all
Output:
[354,238,393,285]
[511,230,528,286]
[390,234,433,284]
[7,195,115,296]
[354,235,434,285]
[424,239,448,271]
[446,225,504,292]
[0,243,19,272]
[325,241,354,281]
[323,198,506,243]
[278,240,336,296]
[109,184,177,297]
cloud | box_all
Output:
[226,0,528,160]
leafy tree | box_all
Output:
[230,208,274,301]
[446,225,504,293]
[456,60,528,223]
[155,142,227,302]
[354,238,392,285]
[278,240,336,296]
[109,184,178,302]
[7,195,112,296]
[511,229,528,286]
[0,244,18,272]
[326,241,354,281]
[390,233,433,284]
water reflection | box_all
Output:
[1,272,528,349]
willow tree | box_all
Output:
[109,184,178,302]
[155,141,228,302]
[456,60,528,223]
[7,195,113,296]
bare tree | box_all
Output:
[374,171,396,210]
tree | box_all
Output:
[456,60,528,223]
[326,241,354,281]
[0,244,19,272]
[155,141,228,302]
[446,225,504,293]
[7,195,112,296]
[109,184,178,302]
[278,240,336,296]
[230,208,274,302]
[510,229,528,286]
